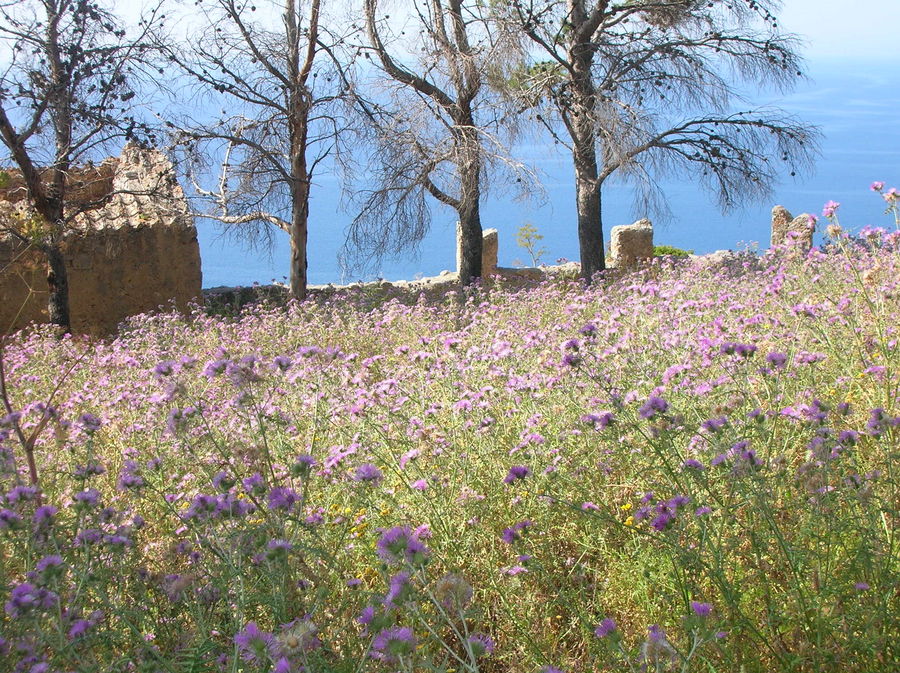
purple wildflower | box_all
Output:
[690,601,712,617]
[358,605,376,625]
[291,454,317,478]
[594,617,617,638]
[266,539,293,559]
[682,459,704,470]
[0,509,23,530]
[766,352,788,369]
[376,526,429,565]
[75,528,102,546]
[854,582,870,591]
[5,485,38,504]
[383,571,411,607]
[5,582,58,618]
[33,505,58,527]
[77,413,102,434]
[501,519,533,544]
[581,412,614,429]
[503,465,532,484]
[35,554,64,575]
[701,417,727,433]
[234,622,278,665]
[74,489,101,509]
[638,395,668,419]
[242,472,266,495]
[268,487,301,512]
[371,626,416,661]
[353,463,383,484]
[467,633,495,657]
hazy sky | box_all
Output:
[774,0,898,62]
[129,1,898,64]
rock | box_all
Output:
[771,205,814,252]
[455,224,499,277]
[610,219,654,267]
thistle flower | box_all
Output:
[638,395,668,419]
[376,526,429,565]
[383,571,411,607]
[467,633,495,657]
[77,413,102,434]
[690,601,712,617]
[501,519,533,544]
[353,463,383,484]
[594,617,616,638]
[234,622,278,665]
[433,573,473,611]
[503,465,531,484]
[371,626,416,661]
[268,487,301,512]
[5,582,58,618]
[641,625,676,667]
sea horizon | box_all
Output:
[197,59,900,289]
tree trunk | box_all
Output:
[45,240,70,330]
[569,28,605,283]
[574,142,604,281]
[457,200,482,285]
[289,181,309,301]
[455,119,482,286]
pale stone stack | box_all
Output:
[455,225,498,278]
[770,205,814,253]
[609,218,654,268]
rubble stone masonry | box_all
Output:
[1,145,201,335]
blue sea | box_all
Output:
[198,61,900,288]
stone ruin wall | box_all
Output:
[1,145,202,335]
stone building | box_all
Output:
[0,145,202,335]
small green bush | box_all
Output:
[654,244,694,257]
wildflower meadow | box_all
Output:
[1,210,899,672]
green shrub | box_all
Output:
[654,244,694,257]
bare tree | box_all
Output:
[167,0,349,301]
[353,0,524,285]
[496,0,818,280]
[0,0,167,331]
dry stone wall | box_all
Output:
[1,145,201,335]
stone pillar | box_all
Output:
[610,219,653,268]
[482,228,498,276]
[456,224,499,278]
[771,205,814,253]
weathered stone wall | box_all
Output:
[610,218,654,267]
[1,145,201,335]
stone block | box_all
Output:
[771,205,814,253]
[482,228,498,277]
[610,218,654,267]
[456,224,499,277]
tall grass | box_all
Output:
[0,223,898,673]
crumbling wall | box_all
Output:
[1,145,202,335]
